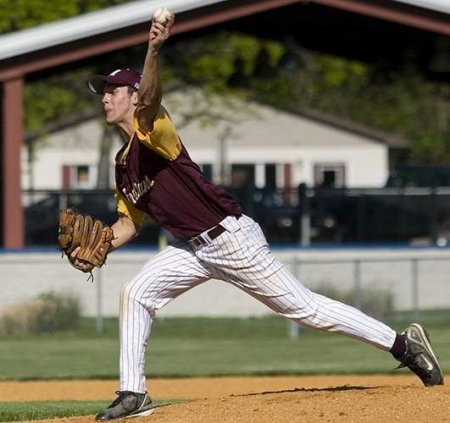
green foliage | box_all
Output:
[0,0,77,32]
[168,32,283,93]
[167,31,449,164]
[0,0,131,33]
[249,76,299,109]
[0,291,80,336]
[338,69,450,164]
[0,1,133,148]
[26,84,79,132]
[34,292,81,333]
[25,69,95,134]
[252,49,449,164]
[318,56,367,89]
[314,284,394,321]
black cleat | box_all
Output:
[95,391,154,420]
[397,323,444,387]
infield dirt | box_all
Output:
[1,375,448,422]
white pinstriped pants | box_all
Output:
[119,214,397,393]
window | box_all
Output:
[200,163,213,181]
[314,163,345,188]
[230,163,284,189]
[76,165,90,187]
[265,164,276,189]
[231,164,255,188]
[61,165,95,189]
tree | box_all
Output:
[164,31,450,164]
[0,0,129,34]
[3,4,449,170]
[1,0,133,189]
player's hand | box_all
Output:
[69,247,91,272]
[149,14,174,50]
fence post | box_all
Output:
[411,258,420,322]
[298,183,310,247]
[95,267,104,334]
[288,257,301,339]
[353,259,362,309]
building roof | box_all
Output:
[0,0,448,62]
[0,0,223,61]
[395,0,450,14]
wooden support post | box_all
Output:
[1,77,24,248]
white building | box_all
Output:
[22,91,392,193]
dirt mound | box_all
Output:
[1,375,447,422]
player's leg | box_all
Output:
[201,215,396,349]
[198,214,443,386]
[119,241,210,392]
[242,263,397,349]
[245,265,443,386]
[96,242,210,421]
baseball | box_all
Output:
[152,7,172,25]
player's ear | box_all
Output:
[131,90,139,106]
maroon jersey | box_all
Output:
[115,135,242,239]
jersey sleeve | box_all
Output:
[134,106,181,160]
[115,189,146,226]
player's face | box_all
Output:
[101,84,136,125]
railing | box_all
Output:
[2,249,449,335]
[285,254,450,338]
[21,186,450,247]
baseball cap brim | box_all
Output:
[88,74,130,95]
[88,69,141,94]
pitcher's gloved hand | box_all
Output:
[58,209,114,275]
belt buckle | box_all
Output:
[189,234,206,249]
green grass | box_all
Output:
[0,400,172,422]
[0,313,448,381]
[0,401,104,422]
[0,314,448,422]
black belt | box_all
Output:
[188,215,241,248]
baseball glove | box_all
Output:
[58,209,114,275]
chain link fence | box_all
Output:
[1,248,449,336]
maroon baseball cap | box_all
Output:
[88,68,141,94]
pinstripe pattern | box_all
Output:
[119,214,397,392]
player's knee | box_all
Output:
[120,281,157,314]
[120,282,141,305]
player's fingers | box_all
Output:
[70,247,81,259]
[78,260,88,271]
[149,18,173,41]
[151,23,170,37]
[149,25,163,42]
[151,21,165,31]
[165,14,175,27]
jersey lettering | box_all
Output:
[122,175,154,204]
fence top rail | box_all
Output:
[2,251,450,265]
[307,187,450,196]
[289,256,450,265]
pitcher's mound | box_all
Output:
[1,375,447,422]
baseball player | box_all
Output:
[79,11,444,421]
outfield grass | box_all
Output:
[0,400,172,422]
[0,401,104,421]
[0,313,448,381]
[0,314,448,422]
